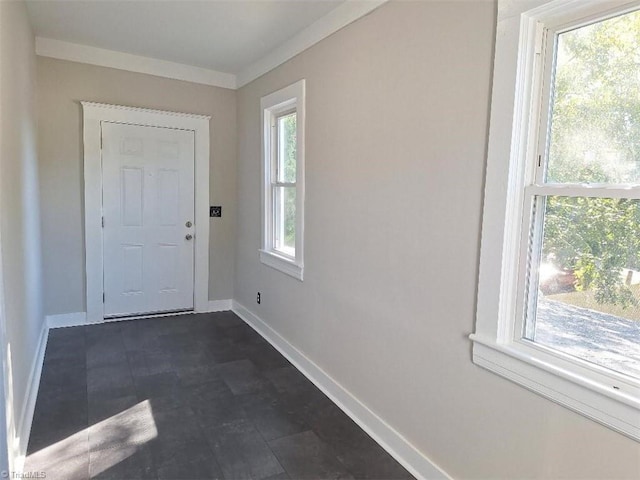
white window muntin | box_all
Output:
[471,0,640,442]
[260,80,305,280]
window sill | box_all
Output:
[259,250,303,281]
[469,334,640,442]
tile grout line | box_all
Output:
[28,313,414,479]
[245,361,356,480]
[241,380,290,480]
[205,356,288,480]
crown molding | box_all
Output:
[35,1,388,91]
[35,37,237,89]
[236,0,389,88]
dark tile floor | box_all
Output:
[24,311,414,480]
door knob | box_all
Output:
[185,234,193,241]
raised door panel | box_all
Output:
[121,167,144,226]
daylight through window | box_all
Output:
[525,9,640,380]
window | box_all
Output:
[260,80,305,280]
[472,0,640,441]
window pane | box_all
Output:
[273,186,296,256]
[527,195,640,379]
[546,10,640,184]
[277,112,297,184]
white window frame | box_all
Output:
[260,80,306,280]
[471,0,640,442]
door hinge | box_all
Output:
[102,292,105,303]
[102,216,104,228]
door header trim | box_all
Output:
[81,101,211,121]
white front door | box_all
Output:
[101,122,195,317]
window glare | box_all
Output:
[546,9,640,184]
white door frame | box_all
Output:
[82,102,211,323]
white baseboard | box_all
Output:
[207,299,232,312]
[46,312,87,329]
[14,321,49,472]
[231,301,450,480]
[45,300,232,328]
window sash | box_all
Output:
[526,184,640,199]
[516,12,640,350]
[271,184,296,258]
[516,188,640,383]
[273,109,296,184]
[535,12,640,189]
[269,107,297,258]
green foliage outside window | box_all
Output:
[283,113,297,249]
[542,10,640,307]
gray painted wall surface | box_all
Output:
[234,2,640,478]
[0,0,45,468]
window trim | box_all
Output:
[260,79,306,281]
[471,0,640,442]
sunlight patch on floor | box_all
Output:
[25,400,157,478]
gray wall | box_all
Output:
[0,0,44,467]
[234,1,640,478]
[36,58,237,315]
